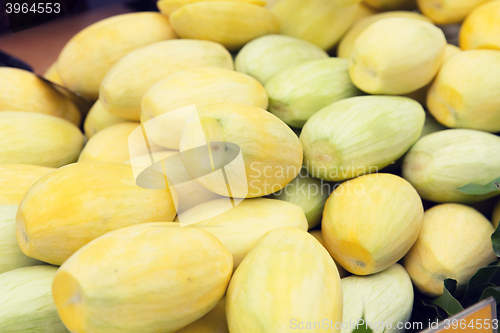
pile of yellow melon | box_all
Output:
[1,0,500,332]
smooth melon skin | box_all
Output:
[0,266,67,333]
[270,172,330,229]
[124,151,221,214]
[309,230,349,278]
[17,162,177,266]
[43,62,64,86]
[175,298,229,333]
[179,103,303,198]
[57,12,177,99]
[0,67,81,126]
[300,96,425,182]
[417,0,492,25]
[140,67,268,150]
[177,198,308,268]
[403,204,497,297]
[100,39,234,121]
[460,0,500,51]
[353,3,378,23]
[52,223,233,333]
[402,43,462,107]
[170,1,279,51]
[338,11,432,59]
[348,17,446,95]
[402,129,500,203]
[0,205,44,274]
[0,112,84,168]
[265,58,363,128]
[322,173,424,275]
[427,50,500,133]
[266,0,361,50]
[158,0,266,15]
[235,34,329,85]
[84,100,132,139]
[78,122,141,163]
[226,227,342,333]
[0,165,55,205]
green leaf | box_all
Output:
[419,300,445,321]
[456,179,500,195]
[461,260,500,303]
[430,279,464,316]
[410,290,445,333]
[492,223,500,256]
[480,286,500,303]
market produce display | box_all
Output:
[141,67,268,149]
[235,34,329,84]
[403,129,500,203]
[17,162,177,265]
[83,100,133,138]
[323,173,424,275]
[426,50,500,132]
[226,227,343,332]
[170,1,280,50]
[403,204,497,297]
[0,165,55,205]
[341,263,414,333]
[0,68,81,125]
[265,0,361,50]
[52,223,233,333]
[266,58,362,127]
[78,122,141,163]
[57,12,177,99]
[337,11,432,59]
[100,39,234,121]
[1,0,500,331]
[176,198,308,267]
[0,112,84,167]
[348,17,446,95]
[0,205,43,274]
[301,96,425,181]
[459,0,500,50]
[0,266,67,332]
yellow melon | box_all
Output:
[100,39,234,121]
[170,1,279,51]
[0,68,80,125]
[83,100,131,138]
[57,12,177,99]
[17,162,177,265]
[78,123,141,163]
[403,204,496,296]
[227,227,343,333]
[0,112,84,168]
[52,223,233,333]
[177,198,308,267]
[322,173,424,275]
[0,164,55,205]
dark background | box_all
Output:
[0,0,157,73]
[0,0,157,35]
